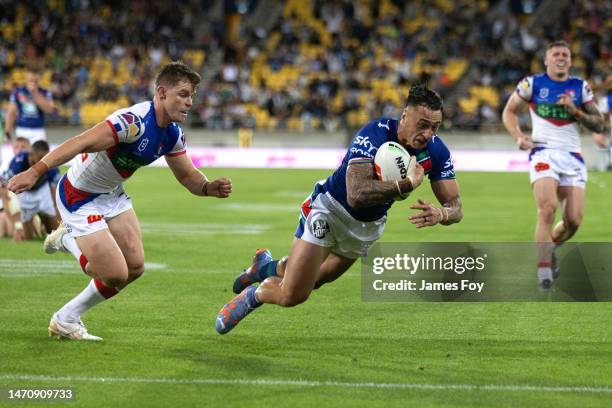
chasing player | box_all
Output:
[502,40,604,289]
[8,62,233,340]
[215,83,463,334]
[4,65,55,144]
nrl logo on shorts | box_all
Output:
[312,219,330,239]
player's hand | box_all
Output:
[409,198,445,228]
[516,135,534,150]
[407,161,425,191]
[557,92,578,116]
[206,177,232,198]
[7,169,38,194]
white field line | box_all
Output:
[139,222,269,235]
[0,374,610,394]
[0,260,166,277]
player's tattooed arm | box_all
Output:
[576,102,604,133]
[440,196,463,225]
[346,162,411,208]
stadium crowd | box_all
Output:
[0,0,610,132]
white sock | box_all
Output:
[62,233,82,260]
[56,280,105,323]
[537,267,553,283]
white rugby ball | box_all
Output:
[374,141,413,200]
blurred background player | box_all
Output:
[1,140,59,240]
[592,74,612,171]
[215,83,463,334]
[502,40,604,289]
[8,61,233,341]
[4,65,55,145]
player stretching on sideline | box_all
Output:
[215,83,463,334]
[502,41,603,289]
[8,62,233,341]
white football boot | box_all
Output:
[48,313,102,341]
[44,222,69,254]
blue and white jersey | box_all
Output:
[323,118,455,222]
[10,86,53,129]
[516,73,594,152]
[2,151,61,191]
[60,101,187,212]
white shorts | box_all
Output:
[295,183,386,259]
[18,184,57,222]
[529,148,587,188]
[56,176,132,237]
[15,127,47,144]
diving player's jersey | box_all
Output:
[10,86,53,129]
[2,151,61,190]
[323,118,455,222]
[516,73,594,152]
[60,101,186,212]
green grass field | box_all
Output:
[1,168,611,407]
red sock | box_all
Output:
[93,278,119,299]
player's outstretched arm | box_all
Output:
[166,153,232,198]
[7,122,116,194]
[346,161,423,208]
[3,102,17,142]
[409,179,462,228]
[502,93,533,150]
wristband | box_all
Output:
[31,160,49,176]
[201,181,209,196]
[395,180,403,196]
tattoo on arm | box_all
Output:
[346,163,399,208]
[579,103,604,133]
[440,196,463,225]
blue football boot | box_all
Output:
[215,286,261,334]
[232,249,274,294]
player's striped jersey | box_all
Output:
[516,73,594,152]
[2,151,60,190]
[64,101,186,196]
[10,86,53,129]
[324,118,455,222]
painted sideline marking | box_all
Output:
[0,374,610,394]
[0,259,166,277]
[140,222,269,235]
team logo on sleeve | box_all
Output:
[312,219,330,239]
[519,78,530,90]
[118,112,145,143]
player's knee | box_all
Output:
[104,272,128,288]
[279,287,310,307]
[128,262,145,281]
[565,216,582,232]
[537,204,556,221]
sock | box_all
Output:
[56,279,119,323]
[62,234,88,273]
[255,260,278,281]
[537,262,552,283]
[247,287,262,308]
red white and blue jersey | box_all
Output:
[323,118,455,222]
[516,73,594,152]
[10,86,53,129]
[59,101,186,212]
[2,151,60,191]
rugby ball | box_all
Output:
[374,141,413,200]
